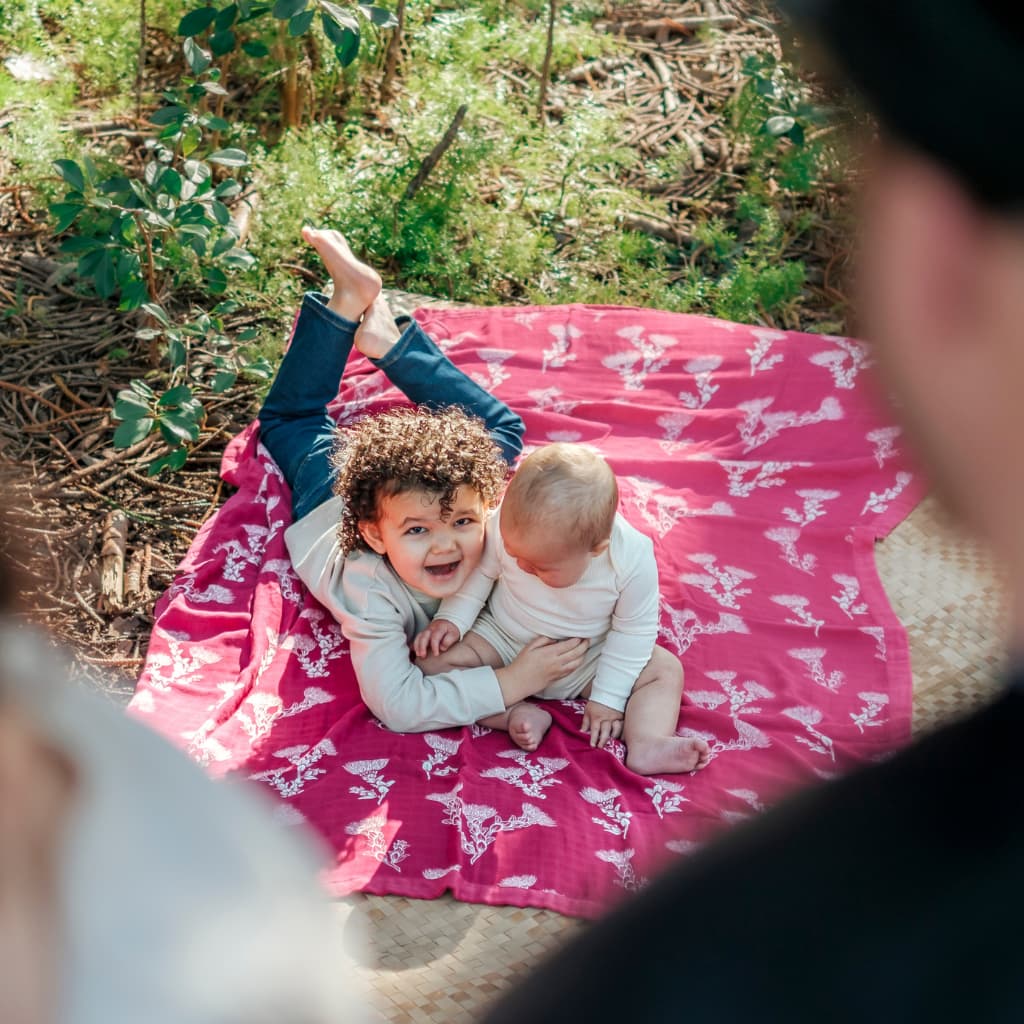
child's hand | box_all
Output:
[413,619,461,658]
[510,636,588,687]
[581,700,624,749]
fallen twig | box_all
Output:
[404,104,468,200]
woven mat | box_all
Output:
[344,493,1009,1022]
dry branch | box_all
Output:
[620,211,695,247]
[404,104,468,200]
[601,14,739,39]
[98,510,128,611]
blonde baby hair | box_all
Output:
[502,443,618,552]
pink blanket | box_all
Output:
[131,304,922,918]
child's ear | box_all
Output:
[590,538,610,557]
[358,520,388,555]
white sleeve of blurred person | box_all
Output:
[0,619,369,1024]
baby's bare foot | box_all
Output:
[507,703,553,753]
[354,294,401,360]
[626,736,710,776]
[301,226,381,321]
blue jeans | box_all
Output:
[258,292,525,520]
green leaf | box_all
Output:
[207,148,249,167]
[215,3,239,29]
[113,392,152,420]
[94,250,117,298]
[181,124,203,156]
[141,302,170,326]
[787,122,806,146]
[178,6,219,35]
[130,379,156,399]
[212,234,235,256]
[210,199,232,225]
[220,248,255,270]
[289,8,315,34]
[98,175,132,196]
[241,356,273,379]
[322,0,358,30]
[242,39,269,57]
[159,411,201,445]
[237,326,258,341]
[128,178,151,206]
[334,26,360,66]
[161,168,184,197]
[149,104,187,126]
[60,235,102,254]
[118,280,150,310]
[211,369,237,392]
[159,384,194,407]
[177,223,213,241]
[203,114,231,131]
[205,265,228,294]
[114,416,154,447]
[147,446,189,476]
[184,37,212,74]
[360,5,398,27]
[184,159,212,184]
[763,115,796,136]
[212,299,241,315]
[202,79,230,95]
[50,202,82,233]
[272,0,307,18]
[166,337,187,368]
[53,159,85,191]
[115,250,142,285]
[213,178,240,198]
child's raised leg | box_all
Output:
[622,647,710,775]
[258,229,382,520]
[417,632,553,752]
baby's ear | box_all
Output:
[590,537,611,557]
[358,520,388,555]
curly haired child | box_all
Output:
[258,229,586,739]
[414,443,710,774]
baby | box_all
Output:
[415,443,710,775]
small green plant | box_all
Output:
[112,301,273,475]
[177,0,397,128]
[732,52,832,194]
[48,35,272,474]
[49,47,254,310]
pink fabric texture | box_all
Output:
[130,305,923,918]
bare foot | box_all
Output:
[354,294,401,360]
[625,735,710,776]
[507,702,553,753]
[301,226,381,321]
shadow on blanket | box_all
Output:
[130,304,923,918]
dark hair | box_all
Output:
[780,0,1024,208]
[330,406,509,553]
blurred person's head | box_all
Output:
[781,1,1024,638]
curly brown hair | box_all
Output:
[330,406,509,553]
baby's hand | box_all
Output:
[581,700,624,749]
[413,619,461,658]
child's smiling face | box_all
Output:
[358,484,488,598]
